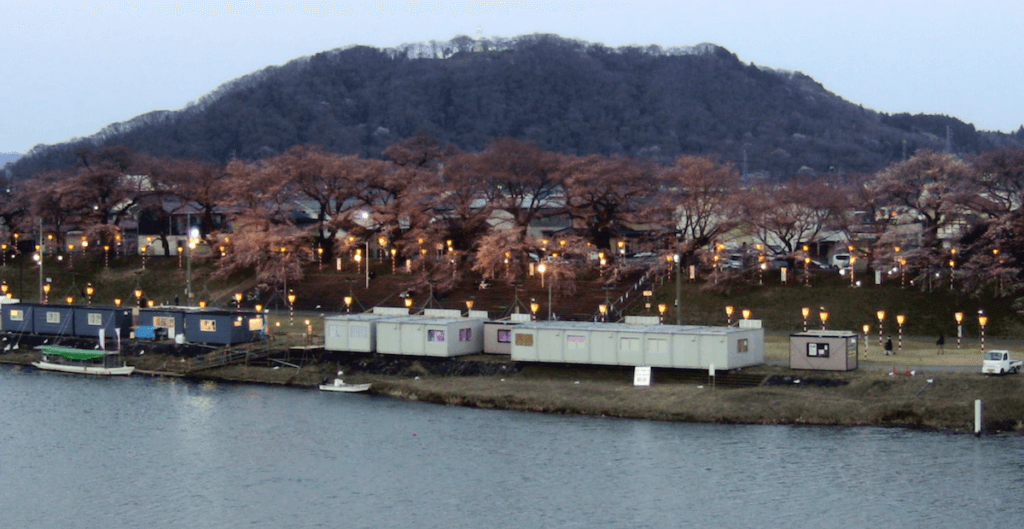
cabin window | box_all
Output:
[233,318,243,327]
[567,335,586,350]
[620,337,640,352]
[200,319,217,332]
[737,338,749,353]
[9,309,23,321]
[497,329,512,343]
[46,311,61,324]
[647,338,668,354]
[153,316,175,328]
[459,328,472,342]
[88,313,103,326]
[807,343,830,358]
[428,330,446,342]
[515,333,534,347]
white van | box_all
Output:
[831,253,851,269]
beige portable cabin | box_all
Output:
[375,311,485,357]
[510,321,764,369]
[789,330,858,371]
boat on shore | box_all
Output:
[32,345,135,376]
[319,371,371,393]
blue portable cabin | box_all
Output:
[1,301,35,334]
[73,306,134,339]
[137,307,189,340]
[183,309,263,345]
[32,303,77,336]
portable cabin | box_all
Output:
[137,307,189,340]
[183,310,263,345]
[33,304,76,336]
[483,321,521,355]
[73,306,133,339]
[509,321,765,370]
[789,330,858,371]
[375,315,485,357]
[324,313,390,352]
[1,301,33,334]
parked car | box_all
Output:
[982,350,1022,375]
[831,253,851,269]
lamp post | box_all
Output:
[979,312,988,354]
[741,309,751,321]
[104,245,110,268]
[598,303,608,322]
[140,245,148,269]
[896,314,906,353]
[862,324,870,357]
[234,292,243,310]
[532,302,541,321]
[344,296,353,314]
[65,295,74,305]
[85,283,94,305]
[658,303,667,324]
[674,253,682,325]
[114,298,122,307]
[186,226,199,305]
[42,283,50,304]
[725,305,734,327]
[876,310,886,345]
[819,309,829,330]
[955,312,964,349]
[537,262,546,288]
[135,288,143,307]
[801,307,810,332]
[849,256,857,286]
[288,290,296,326]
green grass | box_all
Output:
[648,271,1024,340]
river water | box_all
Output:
[2,364,1022,528]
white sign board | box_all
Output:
[709,362,716,377]
[633,366,652,387]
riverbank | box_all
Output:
[3,334,1021,434]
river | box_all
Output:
[1,365,1022,528]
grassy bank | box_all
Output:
[4,332,1019,435]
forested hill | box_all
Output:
[7,34,1024,180]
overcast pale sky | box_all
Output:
[2,1,1021,155]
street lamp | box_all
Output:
[819,309,829,330]
[954,312,964,349]
[135,288,143,307]
[234,292,243,309]
[598,303,608,322]
[801,307,810,332]
[532,302,541,321]
[862,324,870,357]
[725,305,734,327]
[658,303,668,324]
[85,283,94,305]
[979,312,988,354]
[741,309,751,320]
[186,226,200,305]
[42,283,50,304]
[537,262,547,288]
[896,314,906,353]
[65,295,74,305]
[114,298,122,307]
[876,310,886,345]
[287,290,296,326]
[344,296,353,314]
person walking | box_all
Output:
[937,333,945,355]
[884,336,893,356]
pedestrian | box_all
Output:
[884,336,893,356]
[937,333,945,355]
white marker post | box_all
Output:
[709,362,716,392]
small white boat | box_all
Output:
[32,345,135,376]
[319,371,371,393]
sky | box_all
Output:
[2,1,1022,155]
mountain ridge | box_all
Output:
[6,34,1022,180]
